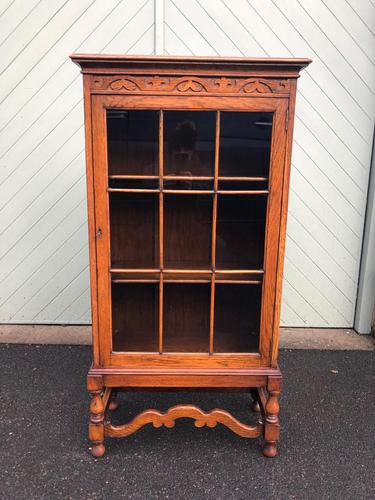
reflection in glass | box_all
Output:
[219,112,273,177]
[107,110,158,176]
[164,111,216,177]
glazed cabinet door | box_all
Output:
[91,95,288,368]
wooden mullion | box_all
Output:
[219,176,268,181]
[164,279,210,283]
[164,175,214,181]
[107,189,269,194]
[110,268,159,273]
[110,268,264,275]
[163,189,213,194]
[109,175,159,179]
[216,269,264,275]
[159,110,164,354]
[210,111,220,355]
[112,279,160,283]
[216,280,262,284]
[217,190,269,195]
[107,188,159,193]
[164,269,210,274]
[159,274,163,354]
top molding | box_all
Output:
[70,54,311,78]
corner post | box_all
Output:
[87,375,105,457]
[263,376,282,457]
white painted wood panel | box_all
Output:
[0,0,154,324]
[0,0,374,327]
[165,0,375,327]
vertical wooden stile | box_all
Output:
[209,111,220,354]
[159,110,164,354]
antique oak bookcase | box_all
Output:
[71,54,310,458]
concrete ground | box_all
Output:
[0,324,374,350]
[0,345,374,499]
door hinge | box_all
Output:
[285,108,289,131]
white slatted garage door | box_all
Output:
[0,0,374,327]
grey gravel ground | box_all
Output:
[0,344,374,500]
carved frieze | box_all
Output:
[91,75,289,94]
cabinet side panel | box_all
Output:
[271,81,297,366]
[83,75,99,366]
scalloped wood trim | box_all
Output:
[104,404,263,438]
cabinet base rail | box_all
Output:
[87,371,282,458]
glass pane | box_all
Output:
[219,112,273,177]
[164,283,210,352]
[112,283,158,352]
[164,111,216,176]
[164,194,212,269]
[110,192,159,269]
[216,195,267,270]
[107,110,158,176]
[214,284,261,353]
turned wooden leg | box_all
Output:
[250,388,261,413]
[262,377,281,458]
[108,390,119,411]
[88,376,105,458]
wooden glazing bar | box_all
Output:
[159,110,164,353]
[210,111,220,354]
[209,275,215,354]
[163,269,211,274]
[110,268,159,273]
[108,188,159,193]
[216,269,264,274]
[159,195,164,264]
[112,279,160,283]
[109,175,159,179]
[164,175,214,181]
[217,190,269,195]
[213,111,220,192]
[216,280,262,284]
[111,278,261,284]
[110,268,264,275]
[135,189,270,195]
[219,176,268,181]
[159,274,163,354]
[163,189,213,194]
[164,279,210,283]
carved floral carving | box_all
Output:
[144,75,169,89]
[110,78,139,91]
[241,80,273,93]
[91,75,289,94]
[176,79,207,92]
